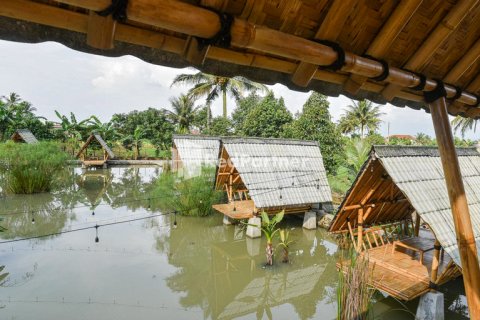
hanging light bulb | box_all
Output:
[279,187,283,200]
[173,211,177,229]
[31,211,35,224]
[147,198,151,209]
[92,211,95,216]
[95,225,99,243]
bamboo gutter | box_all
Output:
[50,0,480,108]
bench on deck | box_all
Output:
[392,237,435,264]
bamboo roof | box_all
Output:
[76,133,115,159]
[329,145,480,269]
[172,134,221,177]
[2,1,480,117]
[217,137,333,210]
[10,129,38,144]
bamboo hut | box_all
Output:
[329,145,480,301]
[213,137,332,219]
[76,133,115,168]
[3,0,480,314]
[171,134,221,178]
[10,129,38,144]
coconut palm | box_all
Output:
[164,94,199,133]
[340,100,384,137]
[451,115,478,137]
[171,72,268,118]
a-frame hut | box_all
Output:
[10,129,38,144]
[329,146,480,301]
[172,134,221,178]
[76,133,115,168]
[213,137,332,219]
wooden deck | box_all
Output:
[340,240,457,301]
[82,160,107,167]
[213,200,255,219]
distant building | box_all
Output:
[387,134,416,141]
[10,129,38,144]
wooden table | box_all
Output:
[392,237,435,264]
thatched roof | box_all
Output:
[76,133,115,159]
[172,134,221,177]
[2,1,480,118]
[329,145,480,269]
[10,129,38,144]
[217,137,332,210]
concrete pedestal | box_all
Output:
[246,217,261,238]
[223,215,233,225]
[318,213,334,229]
[416,291,444,320]
[303,211,317,229]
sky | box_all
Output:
[0,40,477,140]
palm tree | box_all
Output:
[451,115,478,137]
[171,72,268,118]
[340,99,384,137]
[87,116,119,142]
[55,111,91,154]
[164,94,199,133]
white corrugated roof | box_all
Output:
[173,135,221,177]
[374,146,480,268]
[222,138,332,209]
[12,129,38,144]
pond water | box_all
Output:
[0,167,469,319]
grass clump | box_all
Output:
[151,166,223,216]
[337,251,376,320]
[0,141,69,194]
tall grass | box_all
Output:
[0,141,69,194]
[337,251,376,320]
[151,166,223,216]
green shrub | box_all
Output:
[151,166,223,216]
[0,141,69,194]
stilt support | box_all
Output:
[416,291,444,320]
[303,211,317,229]
[246,217,261,238]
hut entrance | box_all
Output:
[329,146,472,301]
[76,133,115,168]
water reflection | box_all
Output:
[162,216,338,319]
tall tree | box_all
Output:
[338,99,384,137]
[242,92,292,138]
[283,92,344,174]
[231,93,261,134]
[164,94,198,133]
[451,115,477,137]
[171,72,268,118]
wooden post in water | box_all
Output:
[429,96,480,318]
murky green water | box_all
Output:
[0,167,469,319]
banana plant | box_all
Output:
[277,229,294,263]
[258,210,284,266]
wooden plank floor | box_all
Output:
[340,242,454,301]
[213,200,255,219]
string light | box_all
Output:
[31,211,35,224]
[94,225,99,243]
[173,211,177,229]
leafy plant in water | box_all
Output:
[0,141,69,194]
[256,211,284,266]
[0,266,9,286]
[277,229,293,263]
[151,166,223,217]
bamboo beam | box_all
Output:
[86,11,116,49]
[382,0,479,100]
[444,39,480,83]
[344,0,423,94]
[431,239,441,283]
[342,198,408,211]
[429,96,480,318]
[291,0,357,87]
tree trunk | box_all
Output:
[282,248,289,263]
[222,89,227,118]
[207,102,211,130]
[266,242,273,266]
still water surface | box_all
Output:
[0,167,469,319]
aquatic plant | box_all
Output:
[0,141,69,194]
[337,251,375,320]
[257,211,284,266]
[277,229,293,263]
[0,266,9,286]
[151,166,223,217]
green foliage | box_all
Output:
[387,137,414,146]
[204,116,233,136]
[365,133,385,145]
[242,92,293,138]
[165,94,199,133]
[231,93,262,134]
[451,115,478,137]
[415,133,436,146]
[0,141,69,194]
[258,211,284,244]
[0,265,9,286]
[283,92,344,174]
[151,166,223,216]
[277,228,294,263]
[338,99,384,137]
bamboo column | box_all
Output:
[430,239,441,284]
[357,207,364,252]
[429,96,480,318]
[414,212,421,237]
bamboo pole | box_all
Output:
[414,212,421,237]
[429,96,480,318]
[431,239,441,283]
[46,0,480,107]
[357,207,364,252]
